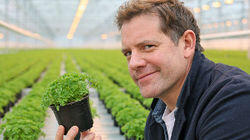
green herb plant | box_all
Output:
[42,72,98,110]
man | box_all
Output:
[56,0,250,139]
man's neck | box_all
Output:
[160,57,194,112]
[159,81,182,112]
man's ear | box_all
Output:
[182,30,196,58]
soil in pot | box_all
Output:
[50,95,93,135]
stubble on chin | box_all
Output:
[139,85,153,98]
[140,79,164,99]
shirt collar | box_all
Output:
[152,99,166,123]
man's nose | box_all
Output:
[128,52,146,70]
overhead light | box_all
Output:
[202,5,210,11]
[0,33,4,39]
[79,5,85,11]
[101,34,108,40]
[242,18,247,24]
[225,0,234,4]
[0,20,53,45]
[226,21,232,27]
[193,7,201,13]
[212,1,221,8]
[67,0,89,39]
[67,34,73,40]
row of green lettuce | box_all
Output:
[0,55,62,140]
[203,50,250,73]
[0,53,54,117]
[0,51,45,86]
[73,53,149,140]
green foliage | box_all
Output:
[204,50,250,74]
[143,98,153,108]
[111,99,141,117]
[0,54,50,117]
[0,51,43,86]
[106,94,130,109]
[0,54,61,140]
[64,54,98,117]
[116,108,149,127]
[64,55,79,73]
[121,118,146,140]
[42,72,98,110]
[89,100,98,117]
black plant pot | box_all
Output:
[107,108,111,114]
[114,118,118,127]
[126,136,136,140]
[0,112,4,118]
[119,127,124,135]
[50,95,93,135]
[3,104,10,113]
[16,92,22,100]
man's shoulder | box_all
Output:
[208,62,250,90]
[196,71,250,139]
[192,61,250,139]
[189,57,250,108]
[200,61,250,105]
[190,54,249,97]
[213,62,249,77]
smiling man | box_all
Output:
[120,13,193,112]
[56,0,250,140]
[117,0,250,140]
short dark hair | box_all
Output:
[116,0,204,52]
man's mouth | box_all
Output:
[136,71,158,81]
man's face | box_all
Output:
[121,14,189,99]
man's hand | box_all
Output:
[55,125,102,140]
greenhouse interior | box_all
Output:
[0,0,250,140]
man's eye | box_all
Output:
[144,45,154,49]
[124,51,132,57]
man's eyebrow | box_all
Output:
[121,40,160,54]
[135,40,160,47]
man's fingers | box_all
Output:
[81,131,102,140]
[55,125,65,140]
[55,126,101,140]
[95,135,102,140]
[82,132,95,140]
[65,126,79,140]
[81,130,90,137]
